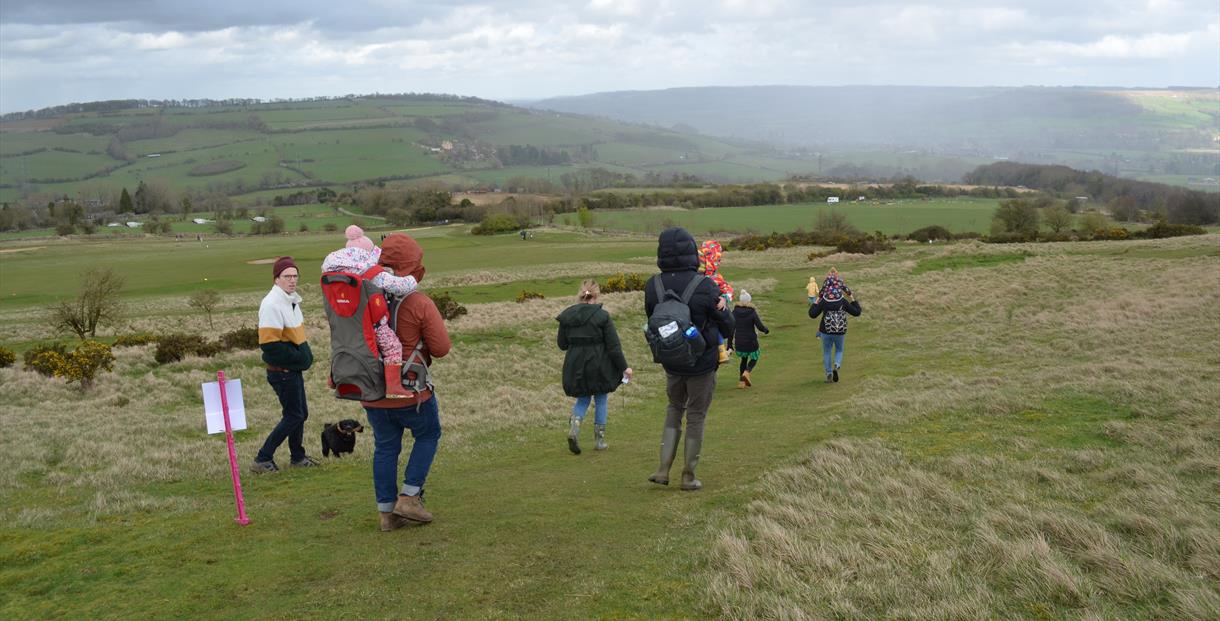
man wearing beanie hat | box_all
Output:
[252,256,319,472]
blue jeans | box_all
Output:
[256,370,308,463]
[572,393,609,425]
[821,333,845,374]
[365,395,441,512]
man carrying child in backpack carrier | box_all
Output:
[643,227,734,492]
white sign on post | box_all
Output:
[202,378,247,434]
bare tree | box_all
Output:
[188,289,221,329]
[51,268,125,339]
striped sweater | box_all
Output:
[258,284,313,371]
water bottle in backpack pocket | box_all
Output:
[645,276,708,368]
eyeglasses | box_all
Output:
[278,274,300,280]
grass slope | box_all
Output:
[1,231,1218,619]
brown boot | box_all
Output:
[379,511,408,532]
[737,379,746,389]
[392,494,433,523]
[384,363,413,399]
[742,370,752,387]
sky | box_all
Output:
[1,0,1217,113]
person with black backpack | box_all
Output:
[644,227,734,491]
[808,270,862,383]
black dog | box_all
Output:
[321,419,364,458]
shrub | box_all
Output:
[515,290,545,303]
[155,333,207,364]
[113,333,159,347]
[835,234,895,255]
[472,213,523,235]
[907,225,952,242]
[1132,221,1206,239]
[323,222,338,232]
[220,327,260,350]
[813,210,860,238]
[28,350,69,378]
[24,342,69,376]
[431,291,468,321]
[299,223,309,232]
[194,341,229,358]
[61,341,115,389]
[807,250,833,261]
[0,345,15,368]
[602,273,647,293]
[985,232,1035,244]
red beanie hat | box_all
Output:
[272,256,297,279]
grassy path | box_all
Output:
[3,269,867,619]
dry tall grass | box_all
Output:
[0,283,666,525]
[706,235,1220,619]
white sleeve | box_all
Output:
[372,271,418,297]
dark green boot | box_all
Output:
[680,436,703,491]
[648,427,681,485]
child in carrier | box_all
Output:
[698,239,733,364]
[322,225,419,398]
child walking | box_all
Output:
[321,225,419,398]
[808,269,862,383]
[806,276,820,304]
[698,239,734,363]
[556,280,632,454]
[729,290,769,389]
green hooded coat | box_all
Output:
[556,303,628,397]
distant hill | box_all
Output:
[533,86,1220,189]
[0,94,823,206]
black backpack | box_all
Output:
[646,275,707,367]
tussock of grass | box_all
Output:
[709,440,1219,619]
[707,235,1220,620]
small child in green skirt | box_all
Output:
[728,290,770,388]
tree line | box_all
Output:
[965,162,1219,225]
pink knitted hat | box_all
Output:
[345,225,374,252]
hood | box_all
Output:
[379,233,425,283]
[698,240,723,275]
[656,227,699,272]
[557,303,601,327]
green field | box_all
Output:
[557,199,1002,235]
[1,228,1217,619]
[0,98,799,204]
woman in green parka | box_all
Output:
[556,280,633,454]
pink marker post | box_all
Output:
[217,370,251,525]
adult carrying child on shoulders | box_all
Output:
[808,268,862,383]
